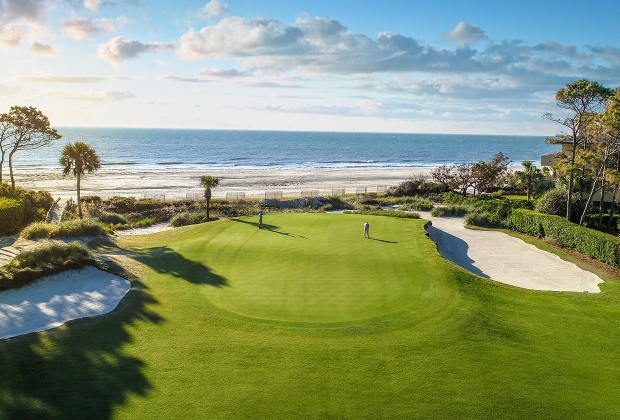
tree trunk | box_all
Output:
[77,173,82,219]
[205,187,211,222]
[579,166,604,225]
[608,185,619,230]
[8,149,16,190]
[599,174,606,229]
[567,171,574,221]
[0,150,4,184]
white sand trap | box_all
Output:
[419,211,603,293]
[115,222,173,236]
[0,267,130,340]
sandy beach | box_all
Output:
[14,167,431,199]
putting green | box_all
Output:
[140,213,437,324]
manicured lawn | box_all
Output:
[1,213,620,419]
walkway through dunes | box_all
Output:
[419,211,603,293]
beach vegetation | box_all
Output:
[387,176,445,197]
[60,142,102,219]
[343,209,420,218]
[0,242,98,292]
[320,196,355,211]
[200,175,220,223]
[20,218,109,239]
[431,205,469,217]
[543,79,614,221]
[0,106,62,190]
[535,187,573,217]
[98,212,128,226]
[512,208,620,267]
[0,197,24,235]
[170,211,219,227]
[514,160,544,201]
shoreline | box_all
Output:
[13,167,433,199]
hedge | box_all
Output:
[512,209,620,268]
[0,197,25,236]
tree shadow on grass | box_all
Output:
[231,218,309,239]
[139,246,229,287]
[426,225,489,278]
[0,259,163,420]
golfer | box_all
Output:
[364,221,370,238]
[258,211,263,229]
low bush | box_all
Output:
[20,219,109,239]
[343,209,420,219]
[0,242,98,292]
[431,205,469,217]
[465,212,506,228]
[387,178,446,197]
[0,197,25,236]
[399,197,434,211]
[98,212,128,225]
[170,211,219,227]
[322,196,355,210]
[511,209,620,268]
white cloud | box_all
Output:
[60,14,115,39]
[200,0,228,19]
[241,81,304,88]
[162,75,211,83]
[97,36,175,63]
[20,74,105,83]
[202,67,249,78]
[30,41,57,55]
[84,0,100,12]
[46,89,135,102]
[0,0,46,23]
[0,83,21,95]
[0,23,27,47]
[442,21,488,47]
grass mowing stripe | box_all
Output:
[2,213,620,419]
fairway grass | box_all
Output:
[1,213,620,419]
[140,214,435,325]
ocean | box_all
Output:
[18,128,556,173]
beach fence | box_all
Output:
[301,190,319,198]
[226,192,246,200]
[356,187,368,195]
[377,185,387,194]
[185,193,205,201]
[265,191,283,199]
[331,189,345,197]
[144,193,166,201]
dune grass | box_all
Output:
[0,242,98,292]
[20,219,109,239]
[1,213,620,419]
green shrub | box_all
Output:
[536,188,568,216]
[343,209,420,219]
[441,192,467,204]
[20,219,109,239]
[511,209,620,268]
[399,197,434,211]
[431,205,469,217]
[170,211,219,227]
[0,197,25,236]
[98,212,128,225]
[465,212,506,228]
[0,242,98,292]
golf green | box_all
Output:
[139,213,435,324]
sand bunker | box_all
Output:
[115,223,174,236]
[420,211,603,293]
[0,267,130,340]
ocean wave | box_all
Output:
[104,161,138,166]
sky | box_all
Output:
[0,0,619,135]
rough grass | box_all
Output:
[431,205,469,217]
[0,242,98,291]
[169,211,219,227]
[343,209,421,218]
[20,219,109,239]
[1,213,620,419]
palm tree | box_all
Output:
[60,142,101,219]
[200,175,220,222]
[515,160,543,201]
